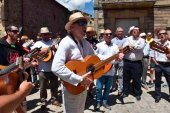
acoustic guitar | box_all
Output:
[63,46,130,95]
[36,39,58,62]
[0,47,41,113]
[150,41,170,54]
[36,45,55,62]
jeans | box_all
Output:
[39,71,59,102]
[96,76,113,104]
[155,64,170,97]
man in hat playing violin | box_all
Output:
[52,11,94,113]
[31,27,61,108]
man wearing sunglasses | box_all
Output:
[0,25,34,112]
[150,29,170,103]
[95,29,124,111]
[0,25,25,66]
[52,12,94,113]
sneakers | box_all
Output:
[51,100,62,107]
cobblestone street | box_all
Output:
[27,77,170,113]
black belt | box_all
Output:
[124,59,141,63]
[157,61,170,66]
[143,56,149,58]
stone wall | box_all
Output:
[1,0,70,39]
[94,0,170,35]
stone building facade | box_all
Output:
[0,0,70,39]
[94,0,170,36]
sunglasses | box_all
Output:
[10,30,19,34]
[158,33,167,36]
[104,33,112,36]
[75,20,87,26]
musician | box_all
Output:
[0,80,34,113]
[85,26,98,99]
[51,12,94,113]
[30,27,61,108]
[0,25,26,66]
[149,29,170,103]
[95,29,124,111]
[121,26,145,101]
[0,25,34,112]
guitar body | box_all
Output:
[0,69,19,95]
[42,48,53,62]
[63,46,130,95]
[64,55,104,95]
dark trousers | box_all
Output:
[123,60,143,96]
[39,71,58,102]
[155,63,170,97]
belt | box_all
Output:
[143,56,149,58]
[157,61,170,65]
[124,59,141,63]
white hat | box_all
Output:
[128,26,135,34]
[40,27,52,34]
[65,12,88,31]
[139,32,146,37]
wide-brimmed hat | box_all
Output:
[86,26,95,32]
[65,12,88,31]
[40,27,52,34]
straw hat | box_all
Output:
[65,12,88,31]
[40,27,52,34]
[86,26,94,32]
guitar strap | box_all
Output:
[68,33,84,57]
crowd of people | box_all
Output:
[0,10,170,113]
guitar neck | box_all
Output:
[93,46,129,72]
[0,62,19,75]
[94,54,118,71]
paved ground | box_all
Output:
[27,77,170,113]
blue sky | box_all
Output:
[56,0,94,16]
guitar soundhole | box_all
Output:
[73,70,77,74]
[87,64,95,73]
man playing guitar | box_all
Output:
[0,25,34,113]
[149,29,170,103]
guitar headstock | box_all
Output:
[150,41,169,54]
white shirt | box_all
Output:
[51,35,94,86]
[123,36,145,61]
[149,40,170,62]
[95,41,119,76]
[31,39,54,72]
